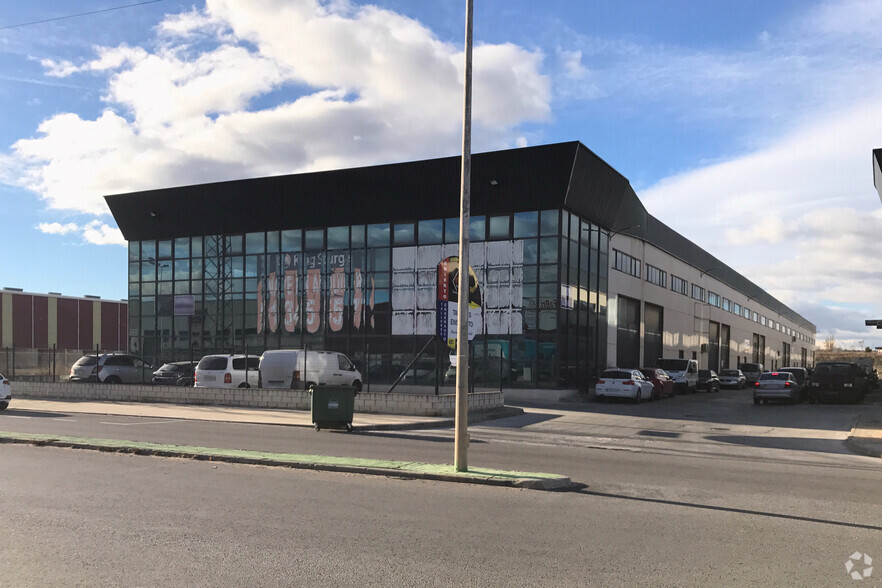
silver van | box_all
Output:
[740,363,765,386]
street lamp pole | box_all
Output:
[454,0,473,472]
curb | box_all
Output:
[846,413,882,458]
[0,430,570,491]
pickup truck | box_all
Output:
[808,362,868,404]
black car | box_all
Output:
[698,369,720,393]
[809,362,868,404]
[152,361,197,386]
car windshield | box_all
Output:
[760,373,790,381]
[603,370,634,379]
[657,359,688,371]
[720,370,739,377]
[74,356,98,366]
[814,364,851,376]
[198,357,229,370]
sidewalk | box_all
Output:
[846,390,882,458]
[2,398,571,491]
[10,398,523,431]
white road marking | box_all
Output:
[98,419,182,426]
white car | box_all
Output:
[0,373,10,410]
[595,368,655,402]
[194,354,260,388]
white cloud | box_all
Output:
[5,0,551,220]
[81,221,125,246]
[37,222,78,235]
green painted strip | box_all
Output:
[0,430,567,482]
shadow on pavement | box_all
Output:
[509,389,880,433]
[360,431,487,444]
[0,409,70,419]
[475,411,562,429]
[705,434,852,455]
[563,485,882,532]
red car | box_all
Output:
[639,368,676,400]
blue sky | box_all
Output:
[1,0,881,348]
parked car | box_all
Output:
[194,354,260,388]
[595,368,655,402]
[777,367,809,401]
[443,356,520,386]
[151,361,197,386]
[655,358,699,393]
[809,362,868,404]
[402,360,439,384]
[69,353,153,384]
[639,367,675,399]
[0,372,10,410]
[258,350,362,391]
[698,369,720,393]
[718,369,747,389]
[753,371,801,404]
[740,363,764,386]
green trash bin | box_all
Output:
[310,385,357,432]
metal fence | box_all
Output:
[0,347,120,382]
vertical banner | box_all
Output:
[283,253,300,332]
[437,256,482,348]
[267,271,279,333]
[305,252,322,334]
[328,253,346,332]
[257,273,265,334]
[353,268,364,330]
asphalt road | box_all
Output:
[2,390,881,586]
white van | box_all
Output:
[194,354,260,388]
[259,350,363,391]
[655,358,699,393]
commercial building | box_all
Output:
[106,141,815,393]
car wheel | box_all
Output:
[352,380,363,392]
[104,376,121,384]
[0,402,7,411]
[238,382,250,388]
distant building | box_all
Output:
[0,288,127,352]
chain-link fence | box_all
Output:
[0,347,114,382]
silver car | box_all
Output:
[753,371,801,404]
[718,369,746,389]
[70,353,153,384]
[0,372,10,410]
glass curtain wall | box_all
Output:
[126,208,608,389]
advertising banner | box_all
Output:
[437,256,482,348]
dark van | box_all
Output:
[809,362,868,404]
[740,363,764,386]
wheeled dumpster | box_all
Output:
[310,385,357,431]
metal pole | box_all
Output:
[499,347,503,393]
[454,0,473,472]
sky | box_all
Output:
[1,0,881,349]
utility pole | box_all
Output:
[454,0,473,472]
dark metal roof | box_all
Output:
[874,148,882,203]
[105,141,814,332]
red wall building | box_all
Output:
[0,289,127,352]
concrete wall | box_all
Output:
[10,381,504,417]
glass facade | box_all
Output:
[127,209,609,390]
